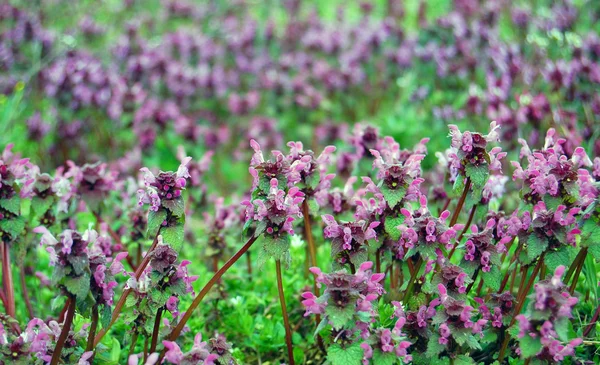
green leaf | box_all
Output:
[518,334,542,358]
[465,164,489,189]
[380,184,407,209]
[426,334,446,358]
[544,248,572,273]
[325,304,355,330]
[0,195,21,215]
[162,197,185,217]
[63,273,90,301]
[453,330,482,350]
[256,234,291,268]
[110,337,121,362]
[161,218,185,250]
[326,343,363,365]
[372,350,398,365]
[101,305,112,329]
[67,255,89,276]
[581,219,600,260]
[305,172,321,191]
[481,265,501,292]
[0,216,26,238]
[384,216,405,241]
[455,355,476,365]
[525,234,548,264]
[147,208,167,239]
[31,196,55,217]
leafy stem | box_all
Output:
[93,230,162,347]
[158,235,258,361]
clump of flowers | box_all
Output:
[162,332,222,364]
[514,266,582,362]
[138,157,191,215]
[321,214,380,269]
[302,262,385,331]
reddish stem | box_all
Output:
[276,259,295,365]
[85,305,99,363]
[1,241,16,318]
[449,178,471,227]
[583,304,600,337]
[50,296,76,365]
[499,253,545,362]
[159,235,258,360]
[93,233,161,347]
[150,307,163,353]
[20,265,35,319]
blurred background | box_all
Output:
[1,0,599,195]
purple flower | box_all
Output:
[138,156,191,213]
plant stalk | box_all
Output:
[50,296,76,365]
[276,259,295,365]
[150,307,163,353]
[1,241,16,318]
[93,232,161,347]
[158,235,258,359]
[20,265,35,319]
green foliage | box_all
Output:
[525,234,548,264]
[326,343,364,365]
[517,334,542,358]
[380,184,407,209]
[256,234,291,268]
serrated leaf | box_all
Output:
[465,164,489,189]
[67,255,89,276]
[380,184,407,209]
[581,219,600,260]
[326,343,363,365]
[544,248,572,273]
[325,303,355,330]
[256,234,291,268]
[147,208,167,239]
[101,305,112,329]
[384,216,405,241]
[455,355,476,365]
[63,273,90,301]
[452,329,481,349]
[372,350,398,365]
[481,265,501,292]
[0,196,21,215]
[518,334,542,358]
[305,173,320,191]
[426,334,446,358]
[0,216,26,238]
[125,295,137,307]
[525,234,548,264]
[162,197,185,217]
[161,218,185,250]
[31,196,54,216]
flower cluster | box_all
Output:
[302,262,385,331]
[515,266,582,362]
[138,157,191,214]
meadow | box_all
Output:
[1,0,600,364]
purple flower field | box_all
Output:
[1,0,600,364]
